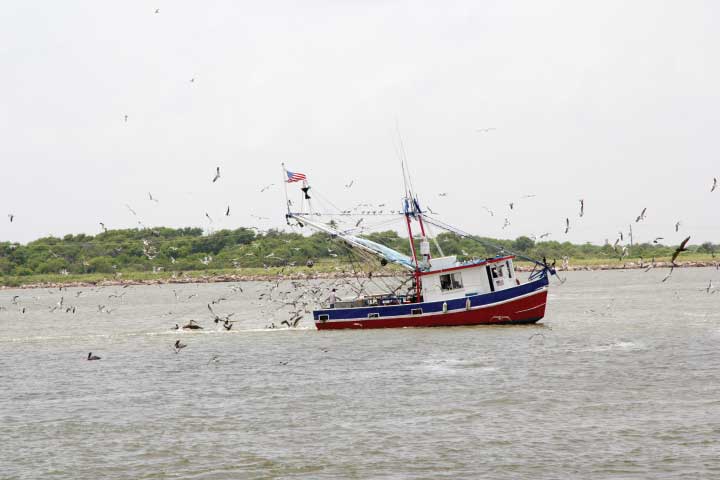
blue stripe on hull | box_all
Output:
[313,275,549,321]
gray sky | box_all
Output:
[1,0,718,246]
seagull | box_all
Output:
[205,212,213,223]
[579,199,584,217]
[438,193,448,197]
[671,236,691,265]
[355,218,364,227]
[564,218,570,234]
[508,202,514,210]
[652,237,664,244]
[124,115,128,122]
[712,177,717,193]
[125,204,137,216]
[705,280,715,293]
[260,184,275,193]
[539,233,551,239]
[345,180,354,188]
[502,218,511,229]
[87,352,101,361]
[7,214,13,223]
[675,221,681,232]
[476,127,496,133]
[154,8,159,14]
[190,78,195,83]
[482,206,494,216]
[225,206,230,216]
[148,192,159,203]
[174,340,187,352]
[635,208,647,223]
[212,166,221,183]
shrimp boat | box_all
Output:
[282,163,557,331]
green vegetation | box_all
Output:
[1,227,717,287]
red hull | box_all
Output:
[315,289,548,330]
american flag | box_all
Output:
[286,170,307,183]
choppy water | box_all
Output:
[1,268,719,479]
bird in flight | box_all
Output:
[564,218,570,234]
[711,177,717,192]
[148,192,159,203]
[661,265,674,283]
[508,202,514,210]
[482,206,494,217]
[155,8,159,14]
[675,221,681,232]
[670,236,691,265]
[502,218,511,229]
[225,206,230,216]
[260,184,275,193]
[635,208,647,223]
[652,237,664,244]
[579,199,584,217]
[124,115,128,122]
[438,193,448,197]
[345,180,354,188]
[7,214,13,223]
[355,218,364,227]
[125,204,137,216]
[205,212,213,223]
[212,167,221,183]
[476,128,496,133]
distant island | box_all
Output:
[1,227,717,288]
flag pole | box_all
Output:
[281,163,291,216]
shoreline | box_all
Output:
[1,260,717,291]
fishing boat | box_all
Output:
[281,162,558,330]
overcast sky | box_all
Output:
[1,0,718,246]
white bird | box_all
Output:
[260,184,275,193]
[345,180,354,188]
[125,204,137,216]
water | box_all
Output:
[1,268,719,479]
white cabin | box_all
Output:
[420,256,518,302]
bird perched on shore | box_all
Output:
[212,167,221,183]
[671,236,691,265]
[87,352,101,361]
[635,208,647,223]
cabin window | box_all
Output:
[318,314,329,321]
[411,308,423,315]
[368,313,379,319]
[439,273,464,291]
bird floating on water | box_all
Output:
[87,352,101,361]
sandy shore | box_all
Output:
[2,260,717,290]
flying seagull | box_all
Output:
[148,192,159,203]
[652,237,664,244]
[212,167,221,183]
[260,184,275,193]
[124,115,128,122]
[205,212,213,223]
[225,206,230,216]
[125,204,137,216]
[476,127,496,133]
[564,218,570,234]
[670,236,691,265]
[635,208,647,223]
[345,180,354,188]
[508,202,514,210]
[711,177,717,192]
[8,214,14,223]
[675,221,681,232]
[155,8,159,14]
[579,199,584,217]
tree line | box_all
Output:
[0,226,716,277]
